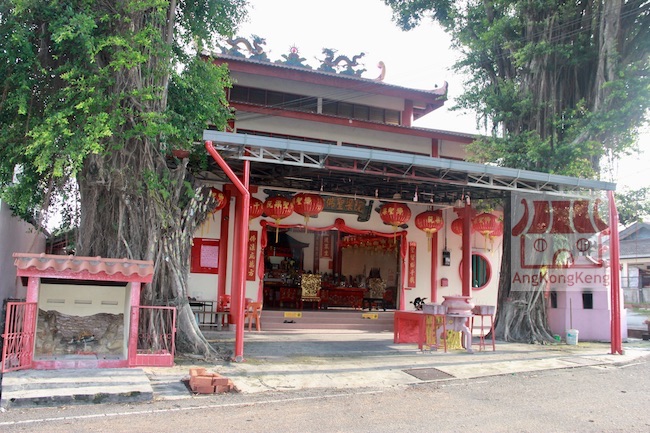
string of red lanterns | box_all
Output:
[340,235,397,254]
[451,213,503,242]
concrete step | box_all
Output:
[0,368,154,409]
[259,309,394,332]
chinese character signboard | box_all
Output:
[408,242,417,287]
[321,233,332,258]
[247,231,258,281]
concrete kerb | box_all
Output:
[142,330,650,398]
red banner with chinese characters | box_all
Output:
[321,233,332,258]
[247,230,258,281]
[408,242,417,287]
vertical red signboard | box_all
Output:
[321,233,332,258]
[247,231,258,281]
[408,242,417,287]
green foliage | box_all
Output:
[166,56,233,151]
[384,0,650,178]
[616,187,650,226]
[0,0,247,228]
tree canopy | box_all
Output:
[1,0,247,229]
[0,0,248,356]
[385,0,649,179]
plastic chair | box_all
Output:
[217,294,231,327]
[244,302,263,331]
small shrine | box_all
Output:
[3,253,174,371]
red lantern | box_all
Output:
[263,196,294,242]
[472,212,499,239]
[291,192,324,230]
[451,218,464,236]
[488,220,504,250]
[210,188,227,213]
[379,202,411,242]
[249,197,264,220]
[415,210,444,251]
[490,220,504,238]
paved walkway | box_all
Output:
[144,330,650,397]
[3,330,650,408]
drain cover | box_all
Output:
[404,368,455,381]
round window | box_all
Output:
[458,253,492,290]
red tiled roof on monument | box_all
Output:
[13,253,154,282]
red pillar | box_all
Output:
[205,142,250,362]
[128,282,141,366]
[607,190,623,355]
[217,189,232,301]
[403,100,413,127]
[430,231,439,303]
[462,202,472,296]
[26,276,39,303]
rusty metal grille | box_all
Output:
[1,302,37,372]
[404,368,455,381]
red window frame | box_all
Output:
[191,238,220,274]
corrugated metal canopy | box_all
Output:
[201,131,615,203]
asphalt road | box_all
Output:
[1,358,648,432]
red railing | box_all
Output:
[1,302,37,372]
[131,306,176,367]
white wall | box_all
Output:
[0,201,46,301]
[187,189,226,301]
[235,112,434,155]
[39,283,128,316]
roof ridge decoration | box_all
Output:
[317,48,366,77]
[13,253,155,281]
[217,35,374,79]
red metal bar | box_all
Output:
[205,141,250,362]
[128,282,142,365]
[607,190,623,354]
[217,189,232,301]
[26,276,39,303]
[462,202,472,296]
[430,231,438,303]
[1,302,37,372]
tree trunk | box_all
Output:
[69,2,232,359]
[77,142,226,358]
[494,193,554,343]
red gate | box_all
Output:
[1,302,37,372]
[131,306,177,367]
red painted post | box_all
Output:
[217,190,231,301]
[128,282,141,366]
[205,141,250,362]
[26,276,39,303]
[430,231,438,303]
[607,191,623,355]
[462,203,472,297]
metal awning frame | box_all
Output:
[203,131,616,198]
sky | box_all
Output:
[236,0,648,191]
